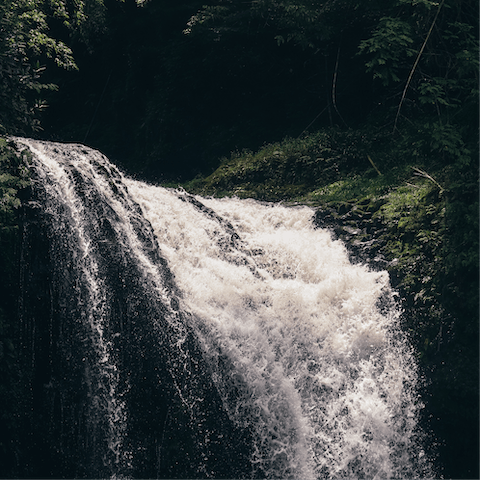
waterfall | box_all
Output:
[14,138,432,479]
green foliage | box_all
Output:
[392,119,475,171]
[358,17,415,85]
[185,129,384,200]
[418,78,456,107]
[0,0,111,135]
[0,0,71,133]
[0,136,30,305]
[176,0,478,176]
[0,138,30,220]
[357,0,479,129]
[378,182,447,327]
[186,0,373,50]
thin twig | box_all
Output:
[367,154,382,176]
[84,70,112,143]
[412,166,444,192]
[297,104,330,138]
[332,43,348,128]
[393,0,445,132]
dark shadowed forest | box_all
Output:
[0,0,478,478]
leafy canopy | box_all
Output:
[0,0,109,134]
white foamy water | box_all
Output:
[15,138,130,471]
[15,138,431,478]
[127,182,429,479]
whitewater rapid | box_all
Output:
[14,138,431,479]
[126,184,427,479]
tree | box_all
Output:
[0,0,110,135]
[185,0,479,153]
[357,0,479,152]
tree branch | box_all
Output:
[393,0,445,132]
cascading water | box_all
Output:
[14,138,433,479]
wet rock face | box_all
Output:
[313,199,397,274]
[17,197,64,478]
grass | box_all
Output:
[182,128,433,209]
